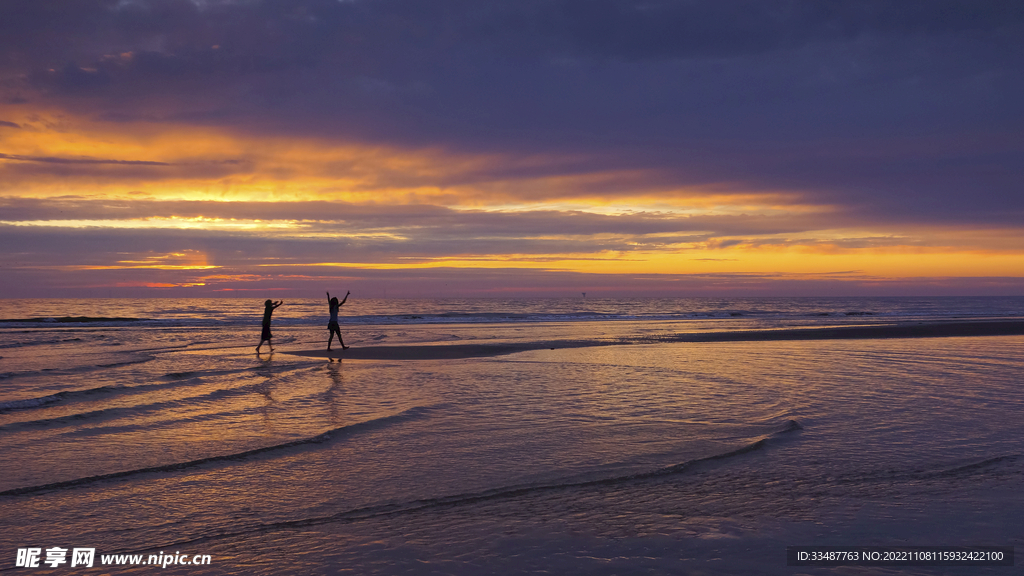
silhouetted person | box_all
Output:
[256,299,283,353]
[327,290,350,350]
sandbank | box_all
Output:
[283,319,1024,361]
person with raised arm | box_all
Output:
[256,299,283,353]
[327,290,350,351]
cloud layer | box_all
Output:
[1,0,1023,296]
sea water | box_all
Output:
[1,297,1022,575]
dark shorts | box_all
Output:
[328,320,340,332]
[261,324,272,340]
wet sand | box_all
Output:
[284,341,596,360]
[681,319,1024,342]
[284,319,1024,361]
[0,316,141,323]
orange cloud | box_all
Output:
[1,109,809,211]
[3,106,1023,293]
[109,282,207,288]
[71,250,218,271]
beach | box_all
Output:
[285,318,1024,361]
[1,297,1022,574]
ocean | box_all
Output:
[1,297,1022,575]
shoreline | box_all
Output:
[283,319,1024,361]
[677,319,1024,343]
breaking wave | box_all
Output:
[0,405,436,497]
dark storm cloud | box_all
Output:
[0,196,845,240]
[0,225,627,283]
[0,153,250,182]
[2,1,1023,224]
[10,1,1021,71]
[7,196,1019,245]
[0,152,170,165]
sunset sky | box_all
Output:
[1,0,1022,297]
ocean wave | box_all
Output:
[2,359,324,421]
[0,385,123,413]
[0,336,88,350]
[0,371,238,415]
[0,316,141,324]
[0,380,255,431]
[2,308,1021,332]
[931,454,1021,478]
[117,419,804,550]
[0,405,436,497]
[839,454,1022,485]
[0,404,144,432]
[3,297,1022,332]
[164,371,197,379]
[0,354,156,383]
